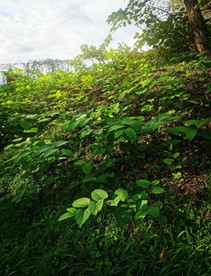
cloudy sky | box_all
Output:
[0,0,139,64]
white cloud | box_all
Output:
[0,0,139,63]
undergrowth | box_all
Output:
[0,48,210,275]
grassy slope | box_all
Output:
[0,50,210,275]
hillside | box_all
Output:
[0,49,211,275]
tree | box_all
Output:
[183,0,211,54]
[107,0,211,55]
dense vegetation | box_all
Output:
[0,45,210,275]
[1,1,210,274]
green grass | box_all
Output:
[0,186,210,275]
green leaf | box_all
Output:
[58,211,75,221]
[168,126,188,135]
[38,118,51,123]
[52,141,69,148]
[124,128,137,141]
[136,179,151,188]
[136,199,148,211]
[168,125,198,140]
[96,199,104,211]
[72,198,90,208]
[138,191,149,199]
[141,104,153,112]
[183,118,210,129]
[147,205,160,218]
[66,207,76,214]
[62,120,79,131]
[34,144,54,155]
[23,128,38,133]
[80,126,93,139]
[78,118,91,127]
[43,148,58,157]
[82,163,92,175]
[185,127,198,140]
[151,187,165,194]
[12,138,23,143]
[12,183,27,203]
[4,144,14,150]
[135,206,148,220]
[91,189,108,201]
[172,172,182,179]
[88,199,104,216]
[42,175,54,185]
[114,188,128,201]
[114,129,124,138]
[131,194,142,201]
[154,200,163,207]
[108,125,124,132]
[173,152,180,159]
[151,180,160,186]
[140,199,148,208]
[20,120,31,130]
[88,201,98,216]
[141,78,153,87]
[163,158,174,165]
[75,208,91,227]
[82,176,97,183]
[107,196,122,207]
[60,149,74,157]
[25,114,38,120]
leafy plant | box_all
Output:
[59,179,166,227]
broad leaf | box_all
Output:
[141,78,153,88]
[82,163,92,175]
[124,128,137,141]
[43,148,58,157]
[108,125,124,132]
[107,196,122,207]
[183,118,210,129]
[136,179,151,188]
[147,205,160,218]
[23,128,38,133]
[135,206,149,220]
[163,158,174,165]
[114,129,124,138]
[151,187,165,194]
[114,188,128,201]
[66,207,76,214]
[75,208,91,227]
[80,126,93,139]
[51,141,69,148]
[185,127,198,141]
[60,149,74,157]
[58,211,75,221]
[88,199,104,216]
[12,183,27,203]
[151,180,160,186]
[72,198,90,208]
[136,199,148,212]
[91,189,108,201]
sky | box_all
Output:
[0,0,140,64]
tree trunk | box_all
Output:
[183,0,210,54]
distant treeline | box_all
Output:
[0,58,73,84]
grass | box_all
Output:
[0,186,210,275]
